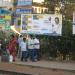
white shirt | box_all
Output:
[20,41,27,51]
[34,38,40,49]
[18,37,23,47]
[27,38,34,49]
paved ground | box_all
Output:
[14,60,75,71]
[0,59,75,75]
[0,63,75,75]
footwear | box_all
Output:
[13,59,15,62]
[25,60,27,62]
[21,59,23,61]
[32,59,37,62]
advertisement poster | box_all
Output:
[21,14,62,36]
[0,15,11,30]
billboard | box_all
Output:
[0,15,11,30]
[17,0,32,6]
[21,14,62,36]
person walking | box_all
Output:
[8,35,17,62]
[27,35,36,62]
[33,37,40,61]
[20,38,28,61]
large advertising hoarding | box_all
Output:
[73,13,75,34]
[17,0,32,6]
[0,15,11,30]
[21,14,62,36]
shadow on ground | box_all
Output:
[0,70,32,75]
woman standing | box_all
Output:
[8,35,17,62]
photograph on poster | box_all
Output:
[22,15,28,30]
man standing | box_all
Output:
[27,35,35,61]
[34,37,40,61]
[20,38,28,61]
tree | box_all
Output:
[39,0,75,60]
[44,0,59,13]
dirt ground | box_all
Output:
[0,63,75,75]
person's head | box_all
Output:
[20,35,22,38]
[33,36,35,39]
[10,34,15,39]
[55,17,59,24]
[29,35,33,39]
[23,38,26,42]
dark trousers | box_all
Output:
[36,49,40,60]
[28,49,36,61]
[21,51,28,61]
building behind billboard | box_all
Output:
[0,0,13,7]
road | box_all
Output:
[0,63,75,75]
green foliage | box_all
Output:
[62,20,72,36]
[0,31,5,40]
[38,19,75,60]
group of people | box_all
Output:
[0,34,40,62]
[18,35,40,62]
[0,34,17,62]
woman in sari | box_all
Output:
[8,35,17,62]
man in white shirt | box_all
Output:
[27,35,36,61]
[18,35,23,47]
[33,37,40,61]
[27,36,34,50]
[20,38,28,61]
